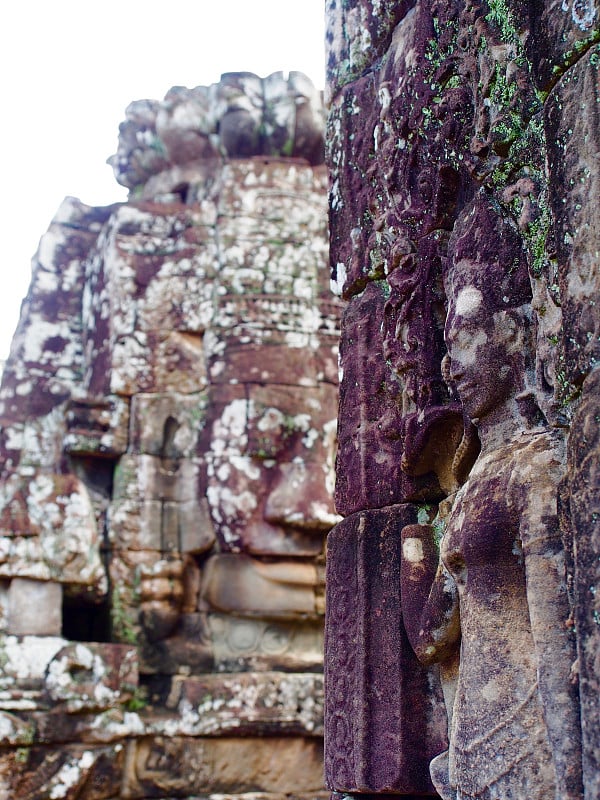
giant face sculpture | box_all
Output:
[197,297,340,632]
[0,73,336,799]
[97,211,341,673]
[0,76,338,676]
[206,383,338,557]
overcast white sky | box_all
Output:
[0,0,326,362]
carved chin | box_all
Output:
[455,382,487,421]
[456,372,514,423]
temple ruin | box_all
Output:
[0,72,338,799]
[1,1,600,799]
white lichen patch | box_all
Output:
[21,317,78,367]
[561,0,596,29]
[331,262,347,296]
[308,501,340,527]
[291,413,311,432]
[45,644,124,711]
[214,486,257,519]
[455,286,483,317]
[35,266,60,295]
[143,673,326,737]
[228,454,261,482]
[403,537,425,563]
[302,428,319,449]
[257,408,285,432]
[0,636,67,687]
[210,399,249,455]
[48,750,95,799]
[448,329,488,366]
[36,225,67,272]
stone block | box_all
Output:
[134,271,216,334]
[0,369,71,423]
[0,711,40,744]
[201,554,321,619]
[110,329,207,396]
[0,580,8,631]
[335,284,443,515]
[123,735,325,797]
[109,459,214,553]
[0,423,24,475]
[316,325,342,386]
[63,395,129,456]
[566,366,600,798]
[0,744,123,800]
[44,642,138,712]
[112,455,199,504]
[137,610,215,676]
[216,238,327,298]
[166,671,323,735]
[207,613,323,672]
[109,200,215,252]
[14,406,67,471]
[0,200,106,420]
[218,181,327,232]
[179,497,216,554]
[382,232,449,412]
[0,634,67,694]
[107,498,163,550]
[325,505,447,794]
[327,74,379,300]
[207,336,323,387]
[108,549,155,645]
[7,578,62,636]
[219,160,328,214]
[217,207,326,247]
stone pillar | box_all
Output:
[325,506,447,795]
[532,10,600,798]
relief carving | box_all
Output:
[325,1,597,797]
[401,195,582,799]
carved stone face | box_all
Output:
[443,196,533,424]
[205,381,339,558]
[444,282,526,422]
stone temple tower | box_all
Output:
[0,71,340,799]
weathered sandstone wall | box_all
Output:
[324,2,599,799]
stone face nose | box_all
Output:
[263,460,340,532]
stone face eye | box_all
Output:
[246,407,289,460]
